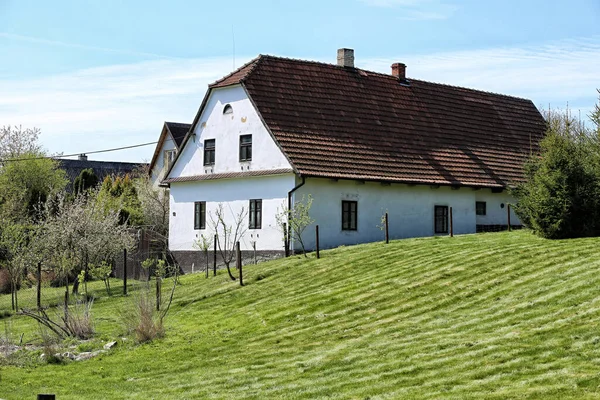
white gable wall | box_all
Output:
[292,178,521,251]
[168,85,291,179]
[150,134,177,187]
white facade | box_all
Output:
[166,84,522,258]
[292,178,520,251]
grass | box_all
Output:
[1,230,600,399]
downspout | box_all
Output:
[286,175,306,256]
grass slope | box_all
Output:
[2,231,600,399]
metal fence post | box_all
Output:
[213,234,217,276]
[37,262,42,309]
[316,225,320,259]
[507,204,511,231]
[123,248,128,295]
[237,241,243,286]
[385,212,389,244]
[450,207,454,237]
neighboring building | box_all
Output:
[162,48,546,265]
[58,154,146,192]
[149,121,191,186]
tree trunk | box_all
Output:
[225,263,236,281]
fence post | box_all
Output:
[316,225,320,259]
[156,277,160,311]
[37,262,42,309]
[213,234,217,276]
[507,204,511,231]
[253,241,257,265]
[123,248,128,295]
[283,222,289,257]
[385,212,389,244]
[449,207,454,237]
[237,241,243,286]
[205,250,209,278]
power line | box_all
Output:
[0,138,175,163]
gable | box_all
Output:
[166,85,292,181]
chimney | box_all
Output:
[78,153,88,161]
[391,63,406,79]
[337,48,355,68]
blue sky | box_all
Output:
[1,0,599,162]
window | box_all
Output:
[239,134,252,161]
[342,201,357,231]
[223,104,233,114]
[204,139,215,166]
[434,205,448,234]
[163,149,175,171]
[249,199,262,229]
[476,201,486,216]
[194,201,206,230]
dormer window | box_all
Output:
[223,104,233,114]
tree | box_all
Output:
[276,195,314,256]
[73,168,99,195]
[134,165,170,249]
[97,175,144,226]
[193,234,213,277]
[0,153,67,223]
[209,203,247,281]
[0,223,34,310]
[513,93,600,239]
[0,125,42,160]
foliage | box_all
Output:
[123,288,164,343]
[276,194,314,256]
[73,168,99,195]
[513,93,600,239]
[89,261,112,295]
[0,223,38,310]
[209,203,247,281]
[97,175,144,226]
[193,234,213,276]
[134,165,170,248]
[0,125,42,159]
[0,152,67,223]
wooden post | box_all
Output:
[283,222,289,257]
[213,234,217,276]
[253,241,257,265]
[507,204,511,231]
[156,277,160,311]
[385,212,389,244]
[237,241,243,286]
[316,225,320,259]
[205,250,209,278]
[123,248,128,295]
[36,262,41,309]
[37,394,56,400]
[449,207,454,237]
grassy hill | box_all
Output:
[2,231,600,399]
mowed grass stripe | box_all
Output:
[2,230,600,399]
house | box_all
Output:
[58,154,146,192]
[162,48,546,267]
[149,121,191,186]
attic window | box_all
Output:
[223,104,233,114]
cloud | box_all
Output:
[0,32,175,59]
[0,36,598,162]
[358,0,457,20]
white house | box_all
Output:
[161,48,546,267]
[149,121,191,187]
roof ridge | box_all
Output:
[251,54,535,103]
[209,55,263,87]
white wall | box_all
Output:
[150,133,177,187]
[475,190,519,226]
[293,179,521,251]
[168,85,291,180]
[169,173,295,252]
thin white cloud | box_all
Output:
[0,37,598,163]
[0,32,176,59]
[358,0,457,20]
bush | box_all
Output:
[122,289,164,343]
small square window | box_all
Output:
[342,201,357,231]
[476,201,486,216]
[163,149,175,171]
[204,139,215,166]
[194,201,206,230]
[239,134,252,162]
[249,199,262,229]
[435,205,448,234]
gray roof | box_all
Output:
[58,158,147,192]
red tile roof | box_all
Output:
[210,55,547,188]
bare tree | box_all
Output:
[193,234,213,277]
[0,125,42,160]
[209,203,247,281]
[276,194,314,256]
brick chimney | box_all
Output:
[391,63,406,79]
[78,153,88,161]
[337,48,355,68]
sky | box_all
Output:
[0,0,599,162]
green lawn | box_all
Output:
[2,231,600,399]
